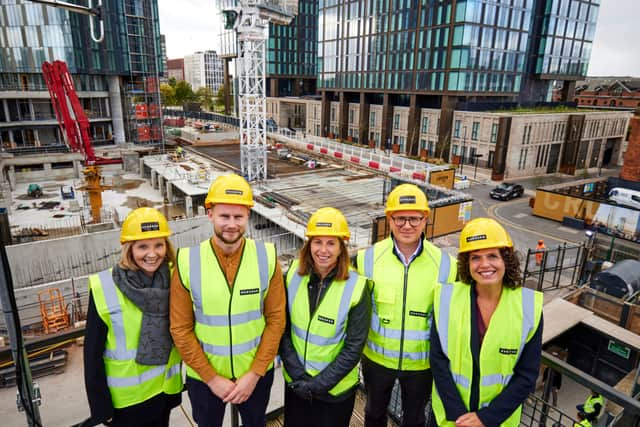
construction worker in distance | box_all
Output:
[430,218,543,427]
[574,412,593,427]
[83,208,183,427]
[280,207,371,427]
[535,239,546,266]
[577,390,604,422]
[356,183,457,427]
[176,146,184,159]
[170,174,285,427]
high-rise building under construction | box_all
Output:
[0,0,164,150]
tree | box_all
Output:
[160,83,176,105]
[168,77,177,87]
[195,86,214,111]
[174,80,195,105]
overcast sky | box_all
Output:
[158,0,639,77]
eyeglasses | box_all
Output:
[390,216,424,227]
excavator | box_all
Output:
[41,60,120,223]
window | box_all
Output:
[394,113,400,130]
[349,110,354,124]
[452,145,459,155]
[370,111,376,126]
[491,123,498,143]
[422,117,429,133]
[454,119,461,138]
[471,121,480,140]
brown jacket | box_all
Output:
[170,238,286,383]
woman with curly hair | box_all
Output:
[430,218,543,427]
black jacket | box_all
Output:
[83,291,181,427]
[279,267,371,402]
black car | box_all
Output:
[490,183,524,200]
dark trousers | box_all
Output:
[362,357,432,427]
[110,392,179,427]
[186,369,274,427]
[283,386,356,427]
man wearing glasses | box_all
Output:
[357,183,457,427]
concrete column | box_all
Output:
[438,96,457,161]
[73,160,81,178]
[621,109,640,181]
[223,58,232,115]
[491,117,512,181]
[270,78,279,98]
[44,162,52,172]
[8,166,16,190]
[358,93,370,146]
[407,95,421,156]
[561,81,577,103]
[8,130,15,147]
[2,100,9,122]
[28,100,35,120]
[167,181,173,203]
[107,76,126,144]
[381,94,393,150]
[185,196,193,218]
[139,158,145,177]
[338,92,348,140]
[320,92,331,137]
[158,175,165,195]
[33,129,41,147]
[151,170,157,189]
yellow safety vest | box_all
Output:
[282,261,367,396]
[575,419,592,427]
[584,394,604,415]
[177,239,276,380]
[431,282,543,427]
[89,269,183,409]
[356,237,457,370]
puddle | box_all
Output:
[122,196,155,208]
[121,198,186,221]
[113,178,145,193]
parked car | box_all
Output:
[490,183,524,200]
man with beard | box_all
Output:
[170,174,286,426]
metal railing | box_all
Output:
[523,241,589,291]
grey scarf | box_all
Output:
[112,262,173,365]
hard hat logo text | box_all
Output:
[466,234,487,242]
[315,222,333,227]
[225,189,244,195]
[140,222,160,232]
[398,195,416,204]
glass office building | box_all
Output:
[317,0,600,153]
[0,0,164,149]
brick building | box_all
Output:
[554,77,640,109]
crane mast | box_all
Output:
[223,1,296,181]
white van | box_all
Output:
[608,187,640,210]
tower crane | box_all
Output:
[42,60,117,224]
[221,1,298,181]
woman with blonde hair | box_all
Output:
[83,208,182,427]
[280,207,370,427]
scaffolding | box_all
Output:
[122,0,163,146]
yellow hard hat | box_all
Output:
[120,207,171,243]
[205,174,254,208]
[459,218,513,253]
[385,184,430,214]
[306,207,350,240]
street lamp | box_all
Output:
[460,125,468,174]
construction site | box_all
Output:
[2,0,640,427]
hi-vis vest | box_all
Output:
[356,237,456,370]
[282,261,367,396]
[89,269,183,409]
[431,282,543,427]
[177,239,276,380]
[583,394,604,415]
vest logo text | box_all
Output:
[317,315,335,325]
[499,348,518,355]
[239,288,260,296]
[409,310,428,318]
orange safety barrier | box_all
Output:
[350,156,360,163]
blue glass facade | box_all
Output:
[318,0,599,95]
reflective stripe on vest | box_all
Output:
[360,239,455,370]
[92,269,183,408]
[189,241,270,326]
[431,282,542,427]
[436,284,538,392]
[180,239,274,380]
[284,263,366,396]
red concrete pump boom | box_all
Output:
[41,60,120,165]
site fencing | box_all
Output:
[523,241,589,292]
